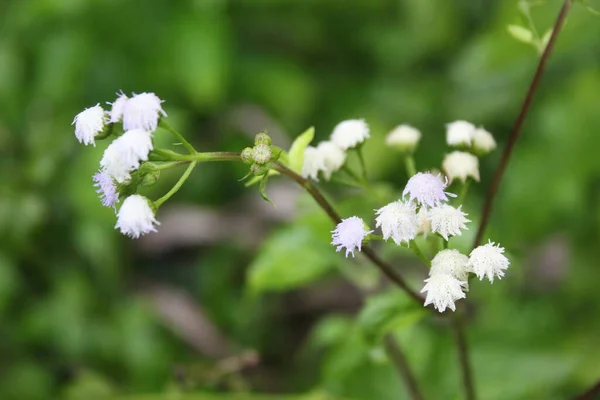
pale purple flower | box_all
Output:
[123,92,166,132]
[93,170,119,208]
[72,104,106,146]
[331,216,373,258]
[403,172,455,208]
[115,195,160,238]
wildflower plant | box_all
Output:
[69,1,586,397]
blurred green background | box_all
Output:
[1,0,600,399]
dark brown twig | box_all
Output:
[452,311,475,400]
[574,380,600,400]
[473,0,573,248]
[273,162,425,304]
[384,334,426,400]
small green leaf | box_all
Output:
[288,126,315,173]
[244,170,279,187]
[357,290,428,345]
[259,174,275,206]
[271,145,289,165]
[507,25,534,44]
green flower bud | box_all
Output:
[241,147,254,164]
[252,144,272,165]
[254,132,272,146]
[140,170,160,187]
[251,163,269,177]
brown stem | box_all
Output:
[473,0,573,248]
[574,380,600,400]
[452,311,475,400]
[383,334,426,400]
[273,162,424,304]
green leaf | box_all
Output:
[507,25,534,44]
[357,290,427,345]
[259,174,275,206]
[247,219,337,295]
[288,126,315,173]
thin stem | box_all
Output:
[473,0,572,248]
[409,241,430,267]
[455,179,470,206]
[357,146,368,181]
[383,334,426,400]
[272,162,425,305]
[153,149,241,162]
[159,120,198,155]
[404,155,417,177]
[452,310,475,400]
[573,380,600,400]
[442,238,448,250]
[154,161,197,207]
[149,161,190,171]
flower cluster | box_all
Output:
[72,91,166,238]
[327,119,508,312]
[301,119,369,181]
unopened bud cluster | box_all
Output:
[242,132,277,176]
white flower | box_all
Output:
[430,249,470,281]
[428,204,470,241]
[421,273,467,312]
[100,129,153,183]
[417,208,431,236]
[403,172,455,208]
[123,92,167,132]
[446,120,476,147]
[385,124,422,151]
[108,91,129,123]
[442,151,480,183]
[375,201,419,245]
[301,146,325,181]
[317,141,346,180]
[472,127,497,154]
[467,241,510,282]
[331,216,373,258]
[330,119,370,150]
[115,195,160,238]
[72,104,106,146]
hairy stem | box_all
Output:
[384,334,426,400]
[473,0,572,248]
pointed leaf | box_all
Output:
[288,127,315,173]
[507,25,534,44]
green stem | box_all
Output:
[404,155,417,177]
[356,146,368,181]
[342,166,385,203]
[409,241,430,267]
[442,238,448,250]
[154,161,197,207]
[159,120,197,155]
[455,179,470,206]
[148,161,190,171]
[152,148,241,162]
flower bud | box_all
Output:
[472,127,497,156]
[385,124,422,153]
[251,163,269,177]
[241,147,254,164]
[252,144,272,165]
[254,132,272,146]
[140,170,160,187]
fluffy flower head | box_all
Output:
[72,104,106,146]
[443,151,480,183]
[375,200,419,245]
[115,195,160,238]
[123,92,166,132]
[403,172,455,208]
[385,124,421,151]
[446,120,476,147]
[472,127,497,154]
[421,273,467,312]
[100,129,153,183]
[108,91,129,123]
[467,241,510,282]
[430,249,470,281]
[428,204,470,241]
[331,216,373,258]
[330,119,370,150]
[93,170,119,208]
[301,146,325,181]
[317,141,346,180]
